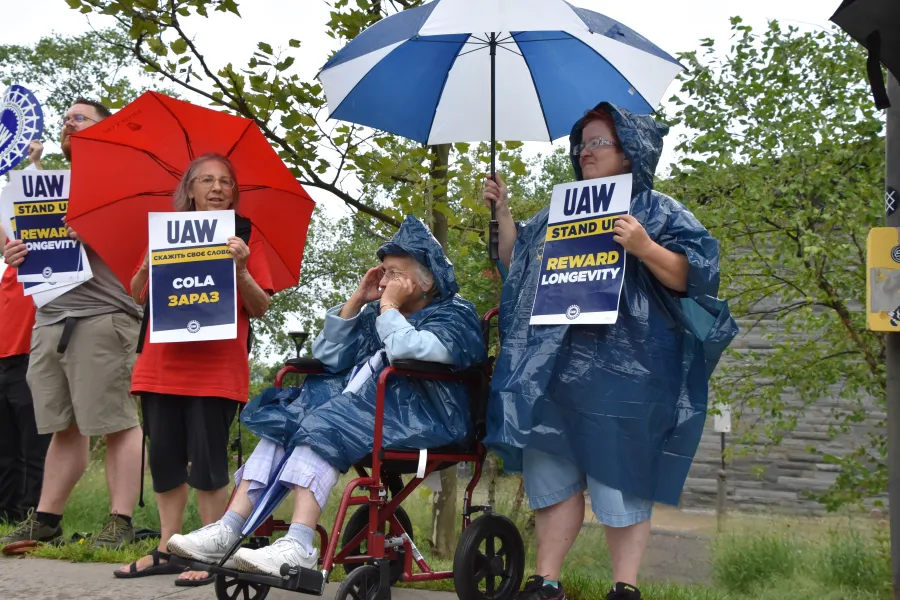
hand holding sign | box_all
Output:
[27,140,43,167]
[612,214,652,257]
[3,238,26,267]
[227,236,250,272]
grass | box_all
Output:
[1,463,893,600]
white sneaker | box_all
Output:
[167,521,242,564]
[234,537,318,577]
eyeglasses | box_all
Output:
[193,175,236,189]
[379,268,408,281]
[60,114,97,127]
[571,136,619,156]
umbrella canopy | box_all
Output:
[66,91,315,293]
[317,0,683,146]
[831,0,900,108]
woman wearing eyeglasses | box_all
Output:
[483,103,733,600]
[116,154,274,584]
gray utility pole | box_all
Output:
[886,72,900,600]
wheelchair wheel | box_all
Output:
[214,574,270,600]
[335,565,380,600]
[342,505,414,584]
[453,514,525,600]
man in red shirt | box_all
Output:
[0,219,49,524]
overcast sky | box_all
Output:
[4,1,841,206]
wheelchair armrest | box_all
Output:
[283,358,327,372]
[390,359,456,375]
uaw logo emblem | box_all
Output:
[0,85,44,178]
[186,320,201,334]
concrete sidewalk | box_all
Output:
[0,558,456,600]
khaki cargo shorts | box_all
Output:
[28,312,141,436]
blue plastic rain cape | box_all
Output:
[484,103,738,506]
[241,215,486,473]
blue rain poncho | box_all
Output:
[484,103,738,506]
[241,215,486,473]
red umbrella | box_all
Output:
[66,91,314,293]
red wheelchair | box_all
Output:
[179,309,525,600]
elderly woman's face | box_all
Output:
[579,119,627,181]
[378,255,430,294]
[191,160,235,211]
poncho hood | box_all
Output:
[568,101,668,195]
[377,214,459,299]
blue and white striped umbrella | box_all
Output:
[317,0,684,147]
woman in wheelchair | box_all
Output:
[166,215,486,578]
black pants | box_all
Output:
[0,355,51,522]
[141,393,239,494]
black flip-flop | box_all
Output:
[174,571,217,586]
[113,548,183,578]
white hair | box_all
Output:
[413,261,436,295]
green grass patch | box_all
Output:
[712,533,799,592]
[1,463,893,600]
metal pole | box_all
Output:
[886,71,900,600]
[716,431,726,533]
[488,32,500,261]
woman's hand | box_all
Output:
[228,236,250,272]
[381,273,418,313]
[612,215,653,258]
[482,173,510,214]
[340,266,383,319]
[3,239,27,267]
[355,266,385,304]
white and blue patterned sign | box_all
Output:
[0,85,44,178]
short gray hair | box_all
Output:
[173,153,240,212]
[413,261,436,296]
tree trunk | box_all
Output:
[511,474,525,516]
[427,143,458,558]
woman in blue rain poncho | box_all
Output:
[166,215,486,578]
[482,104,737,600]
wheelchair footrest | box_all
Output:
[208,564,326,595]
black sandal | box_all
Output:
[174,571,216,586]
[113,548,183,578]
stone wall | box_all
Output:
[680,317,888,515]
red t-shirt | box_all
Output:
[130,227,274,403]
[0,267,36,358]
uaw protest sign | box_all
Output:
[529,174,632,325]
[4,170,90,283]
[0,170,93,306]
[148,210,237,343]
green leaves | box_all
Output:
[665,19,885,510]
[170,38,188,55]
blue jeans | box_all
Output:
[523,447,653,527]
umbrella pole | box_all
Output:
[488,31,500,261]
[885,72,900,600]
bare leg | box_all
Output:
[291,487,321,528]
[534,491,585,581]
[228,479,254,518]
[605,520,651,587]
[197,487,230,525]
[105,426,142,516]
[118,484,189,574]
[36,424,89,515]
[179,481,249,582]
